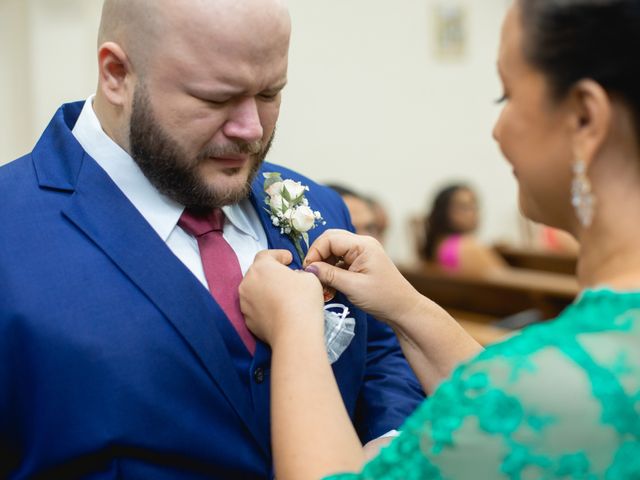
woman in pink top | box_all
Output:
[423,184,506,275]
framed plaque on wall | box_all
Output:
[432,1,467,61]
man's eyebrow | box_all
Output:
[189,81,288,97]
[261,81,288,93]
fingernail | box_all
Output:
[305,265,320,276]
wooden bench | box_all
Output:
[494,244,578,275]
[398,263,579,321]
[446,309,511,346]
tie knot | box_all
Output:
[179,208,225,237]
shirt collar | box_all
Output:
[222,200,261,241]
[71,96,260,242]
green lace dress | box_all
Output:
[327,289,640,479]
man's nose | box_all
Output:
[223,97,264,143]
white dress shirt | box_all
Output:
[71,96,268,288]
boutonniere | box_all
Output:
[263,172,326,260]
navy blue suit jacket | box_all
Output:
[0,102,423,479]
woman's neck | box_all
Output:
[575,133,640,290]
[577,224,640,291]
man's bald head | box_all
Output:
[97,0,290,76]
[98,0,162,75]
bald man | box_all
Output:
[0,1,423,478]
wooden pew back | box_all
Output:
[494,244,577,275]
[399,264,579,320]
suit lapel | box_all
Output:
[61,154,268,456]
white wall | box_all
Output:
[0,0,31,161]
[0,0,519,262]
[25,0,103,138]
[273,0,518,262]
[0,0,102,160]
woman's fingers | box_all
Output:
[305,261,355,293]
[304,230,357,266]
[304,229,377,269]
[255,248,293,266]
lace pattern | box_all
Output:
[327,289,640,479]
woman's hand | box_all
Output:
[239,250,325,346]
[303,230,424,327]
[305,230,482,395]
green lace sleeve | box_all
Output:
[324,290,640,480]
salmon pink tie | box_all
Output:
[179,208,256,355]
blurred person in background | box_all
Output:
[538,225,580,254]
[327,184,379,239]
[519,215,580,255]
[326,184,390,244]
[369,197,389,245]
[422,183,507,275]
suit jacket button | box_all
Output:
[253,367,265,384]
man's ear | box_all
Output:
[97,42,134,107]
[568,79,612,165]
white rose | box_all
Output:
[282,179,306,199]
[291,205,316,232]
[266,181,284,197]
[269,193,284,211]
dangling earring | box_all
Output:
[571,158,595,228]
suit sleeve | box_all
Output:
[353,317,425,443]
[0,269,18,477]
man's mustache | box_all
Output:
[199,140,264,159]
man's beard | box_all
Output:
[129,84,274,210]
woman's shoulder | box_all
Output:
[450,289,640,426]
[470,288,640,371]
[455,234,502,259]
[447,234,507,273]
[397,296,640,478]
[341,292,640,480]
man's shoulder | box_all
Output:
[0,101,83,192]
[0,155,37,194]
[0,153,32,172]
[0,152,68,223]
